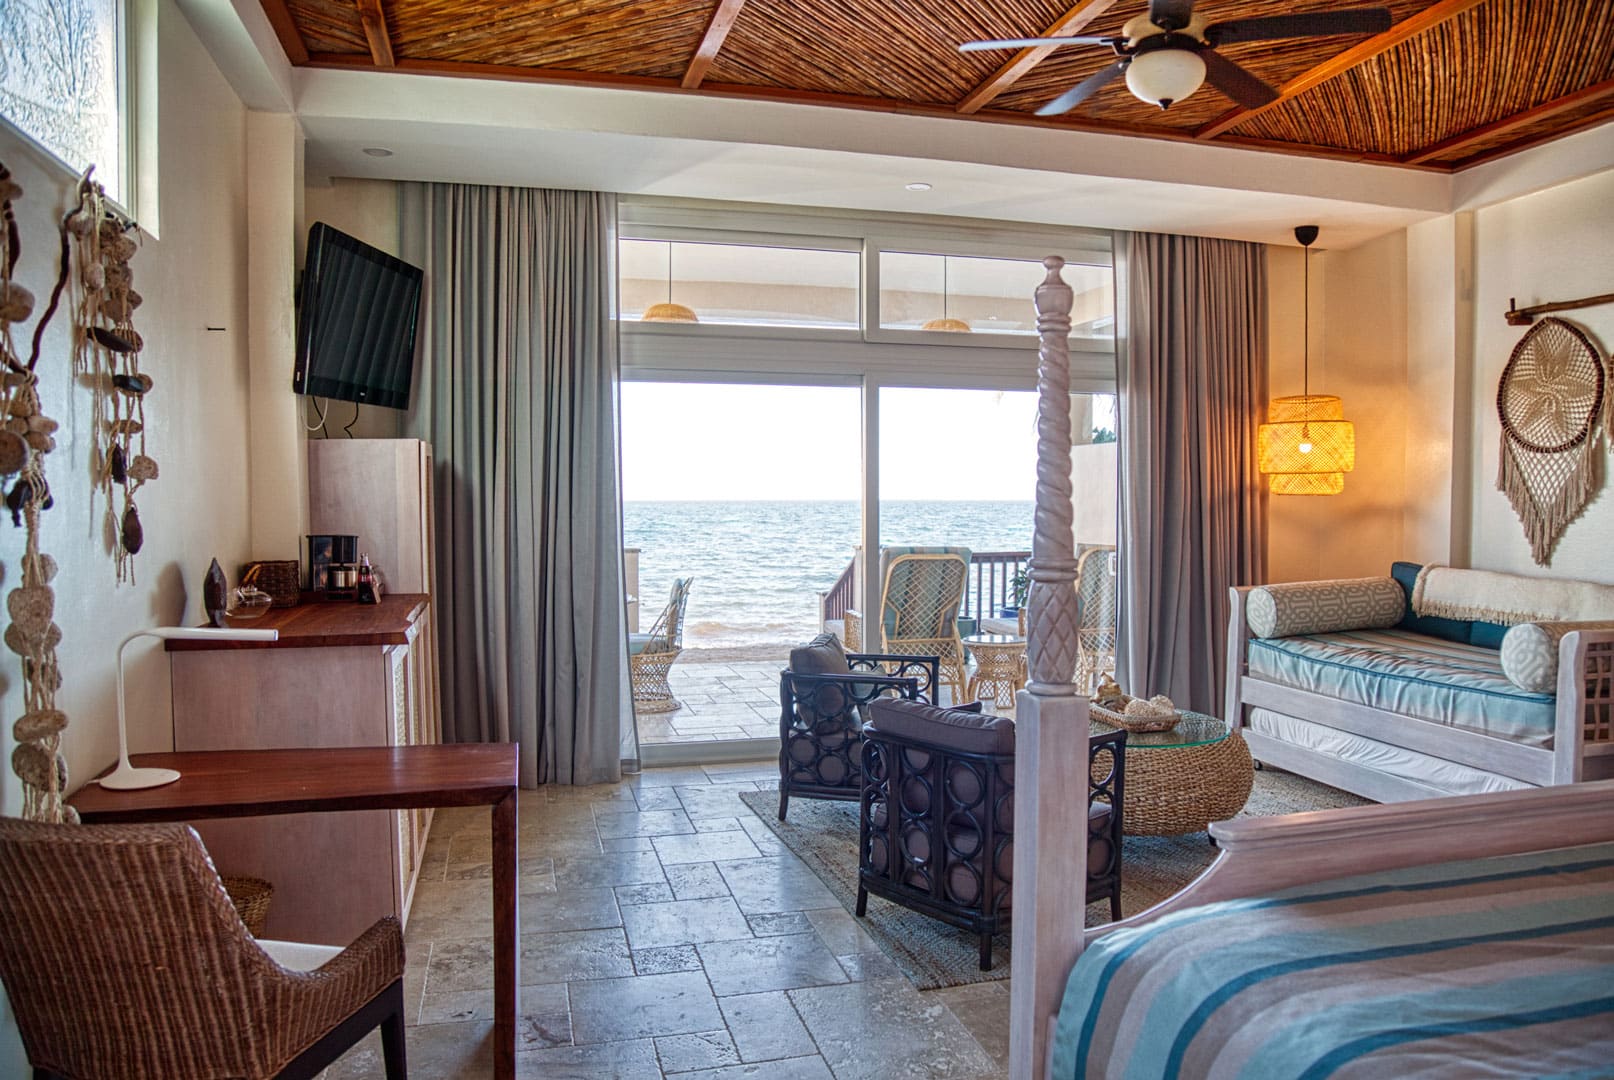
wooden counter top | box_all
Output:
[165,593,430,650]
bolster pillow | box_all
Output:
[1500,620,1614,693]
[1246,577,1405,639]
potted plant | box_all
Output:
[998,570,1031,618]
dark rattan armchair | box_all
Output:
[857,697,1127,970]
[778,632,940,821]
[0,818,408,1080]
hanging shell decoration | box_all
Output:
[68,169,154,584]
[1,161,75,825]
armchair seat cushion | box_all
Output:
[864,697,1014,755]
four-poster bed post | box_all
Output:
[1008,256,1090,1079]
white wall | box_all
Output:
[1467,170,1614,582]
[0,0,253,1067]
[301,177,404,439]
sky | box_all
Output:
[621,384,1079,502]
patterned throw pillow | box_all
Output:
[1500,621,1614,693]
[1246,577,1405,639]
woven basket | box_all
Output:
[1091,694,1181,733]
[240,560,300,608]
[222,875,274,936]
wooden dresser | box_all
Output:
[168,594,441,944]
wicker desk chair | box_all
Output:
[845,546,971,703]
[0,818,407,1080]
[629,577,693,714]
[1075,545,1118,695]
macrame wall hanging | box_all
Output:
[1,161,75,824]
[1496,316,1609,566]
[68,169,156,584]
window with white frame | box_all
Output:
[877,251,1114,341]
[619,238,861,330]
[0,0,126,202]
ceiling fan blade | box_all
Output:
[1205,8,1392,46]
[1036,60,1127,117]
[1200,50,1280,109]
[959,35,1115,53]
[1148,0,1196,32]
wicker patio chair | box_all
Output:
[629,577,693,714]
[1075,544,1118,695]
[845,546,971,703]
[0,817,407,1080]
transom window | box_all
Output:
[877,251,1114,341]
[0,0,126,203]
[619,239,861,330]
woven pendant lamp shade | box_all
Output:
[642,302,699,323]
[921,317,972,333]
[1259,394,1355,495]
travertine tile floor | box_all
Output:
[637,661,786,746]
[328,762,1009,1079]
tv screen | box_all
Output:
[294,223,424,410]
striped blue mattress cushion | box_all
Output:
[1246,628,1556,747]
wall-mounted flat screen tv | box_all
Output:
[294,222,424,410]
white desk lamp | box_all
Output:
[100,626,280,791]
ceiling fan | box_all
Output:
[960,1,1391,115]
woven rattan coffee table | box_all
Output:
[1090,710,1254,836]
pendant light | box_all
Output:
[641,242,698,323]
[921,255,972,333]
[1258,225,1355,495]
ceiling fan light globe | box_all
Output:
[1125,49,1206,109]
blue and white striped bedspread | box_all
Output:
[1051,843,1614,1079]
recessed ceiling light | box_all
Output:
[905,182,932,192]
[362,147,394,157]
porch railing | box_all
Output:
[819,550,1033,628]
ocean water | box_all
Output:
[625,500,1034,649]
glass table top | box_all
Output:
[1089,709,1231,748]
[961,634,1026,646]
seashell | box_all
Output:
[109,444,127,483]
[127,454,158,482]
[7,393,35,418]
[104,263,131,289]
[112,372,152,395]
[90,325,137,353]
[3,418,25,436]
[66,208,96,237]
[0,430,27,474]
[13,709,68,743]
[98,218,126,244]
[4,624,29,656]
[11,742,66,790]
[110,419,142,435]
[83,262,106,290]
[8,585,54,635]
[0,282,34,323]
[61,805,79,825]
[0,371,30,388]
[27,414,56,435]
[121,505,144,554]
[23,431,54,454]
[0,178,21,202]
[4,620,60,656]
[102,233,137,261]
[32,553,56,584]
[6,474,50,526]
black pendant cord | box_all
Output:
[1302,243,1309,401]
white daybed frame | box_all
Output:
[1225,585,1614,799]
[1008,258,1614,1078]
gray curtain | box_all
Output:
[400,183,635,787]
[1114,232,1265,715]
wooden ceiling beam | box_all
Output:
[1193,0,1487,141]
[956,0,1122,115]
[355,0,396,68]
[682,0,748,90]
[260,0,309,65]
[1402,77,1614,164]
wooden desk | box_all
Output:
[72,744,520,1080]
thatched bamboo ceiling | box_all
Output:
[265,0,1614,171]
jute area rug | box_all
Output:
[738,768,1368,991]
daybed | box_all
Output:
[1225,562,1614,801]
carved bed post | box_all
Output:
[1009,257,1090,1079]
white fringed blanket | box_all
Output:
[1413,565,1614,625]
